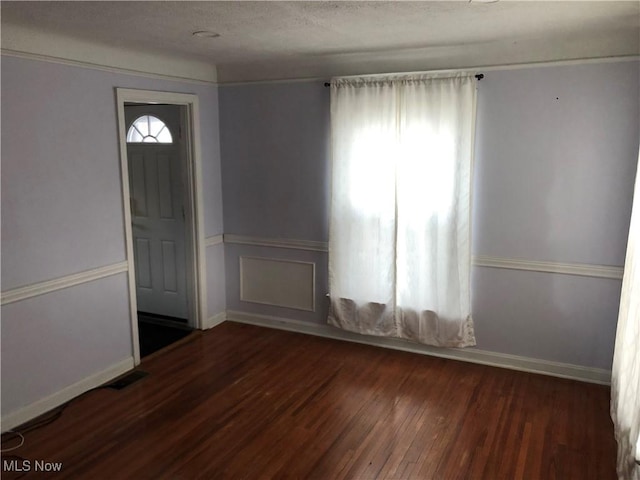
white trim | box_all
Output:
[205,234,224,247]
[473,255,623,280]
[1,262,128,306]
[1,49,217,86]
[224,234,328,252]
[226,310,611,385]
[116,95,140,364]
[218,56,639,86]
[329,56,639,82]
[239,256,316,312]
[1,21,216,84]
[222,235,623,280]
[202,311,226,330]
[185,96,209,331]
[116,89,207,107]
[1,358,134,433]
[116,89,208,365]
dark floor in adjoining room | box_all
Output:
[138,313,192,357]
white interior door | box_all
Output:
[126,105,189,320]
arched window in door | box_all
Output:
[127,115,173,143]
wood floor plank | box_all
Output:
[1,322,616,479]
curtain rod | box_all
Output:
[324,73,483,87]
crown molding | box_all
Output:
[217,55,639,86]
[4,19,636,86]
[1,23,217,84]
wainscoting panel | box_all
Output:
[240,256,315,311]
[223,234,624,280]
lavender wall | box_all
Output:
[473,62,639,266]
[219,81,331,323]
[1,55,225,418]
[469,61,638,369]
[2,56,224,288]
[219,60,639,370]
[1,275,132,415]
[3,56,637,420]
[220,81,330,240]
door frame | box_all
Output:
[116,88,207,365]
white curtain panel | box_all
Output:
[328,74,476,348]
[611,150,640,480]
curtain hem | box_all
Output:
[328,297,476,349]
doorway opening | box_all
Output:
[116,90,207,364]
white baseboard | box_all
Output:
[203,311,226,330]
[1,358,134,432]
[225,310,611,385]
[0,310,609,433]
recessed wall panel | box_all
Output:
[135,238,151,289]
[162,240,178,293]
[240,256,315,311]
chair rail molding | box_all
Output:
[1,262,129,306]
[205,234,224,247]
[223,235,624,280]
[224,234,328,252]
[472,255,623,280]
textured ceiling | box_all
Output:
[2,1,639,82]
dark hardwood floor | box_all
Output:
[1,322,616,479]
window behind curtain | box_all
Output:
[328,74,477,348]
